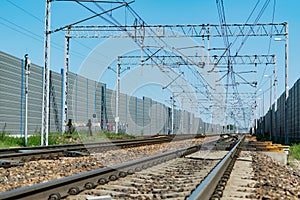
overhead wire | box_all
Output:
[6,0,45,24]
[123,2,216,113]
[215,0,265,128]
[124,6,217,111]
[6,0,118,68]
[76,1,194,96]
[0,17,44,43]
[226,0,272,126]
[0,16,67,53]
[217,0,260,113]
[7,0,110,54]
[233,0,271,101]
[75,1,121,26]
[239,0,274,128]
[216,0,236,127]
[254,0,276,125]
[235,0,271,55]
[4,0,93,59]
[80,0,216,112]
[257,0,276,90]
[267,0,276,54]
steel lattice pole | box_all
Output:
[42,0,51,146]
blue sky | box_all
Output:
[1,1,299,90]
[1,0,299,124]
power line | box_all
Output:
[235,0,271,55]
[0,16,44,42]
[267,0,276,54]
[257,0,276,90]
[5,0,96,55]
[77,0,215,99]
[0,20,42,43]
[215,0,267,128]
[6,0,45,24]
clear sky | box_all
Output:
[1,0,299,126]
[1,1,299,89]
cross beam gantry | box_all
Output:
[67,23,287,38]
[115,54,276,66]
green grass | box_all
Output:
[289,143,300,160]
[0,132,24,147]
[0,131,136,148]
[75,130,135,142]
[103,131,135,140]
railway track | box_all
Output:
[0,134,208,167]
[0,135,242,200]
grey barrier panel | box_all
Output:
[0,51,229,137]
[0,51,23,134]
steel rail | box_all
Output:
[187,135,245,200]
[0,137,170,154]
[0,134,210,163]
[0,134,206,154]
